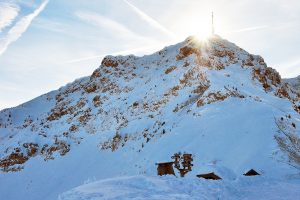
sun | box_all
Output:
[191,16,214,41]
[177,11,218,42]
[195,12,215,41]
[195,29,212,41]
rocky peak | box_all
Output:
[0,36,299,172]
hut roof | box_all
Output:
[156,162,174,166]
[197,172,222,180]
[244,169,260,176]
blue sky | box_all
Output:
[0,0,300,109]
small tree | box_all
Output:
[171,152,194,177]
[274,116,300,170]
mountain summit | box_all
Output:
[0,36,300,200]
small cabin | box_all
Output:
[156,162,175,176]
[197,172,222,180]
[244,169,260,176]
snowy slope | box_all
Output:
[0,35,300,200]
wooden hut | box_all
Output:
[243,169,260,176]
[156,162,175,176]
[197,172,222,180]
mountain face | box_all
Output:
[0,35,300,200]
[284,75,300,91]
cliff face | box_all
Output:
[0,35,299,200]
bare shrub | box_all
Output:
[274,117,300,170]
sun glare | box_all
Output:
[195,30,212,41]
[176,10,222,42]
[195,13,214,41]
[182,16,213,42]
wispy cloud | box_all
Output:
[0,0,49,56]
[232,25,269,33]
[62,45,162,64]
[32,17,68,34]
[225,25,269,34]
[0,2,20,32]
[122,0,177,39]
[75,11,146,40]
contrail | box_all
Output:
[122,0,177,39]
[229,25,269,33]
[0,0,49,56]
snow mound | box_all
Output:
[59,175,300,200]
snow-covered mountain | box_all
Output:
[0,35,300,200]
[284,75,300,91]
